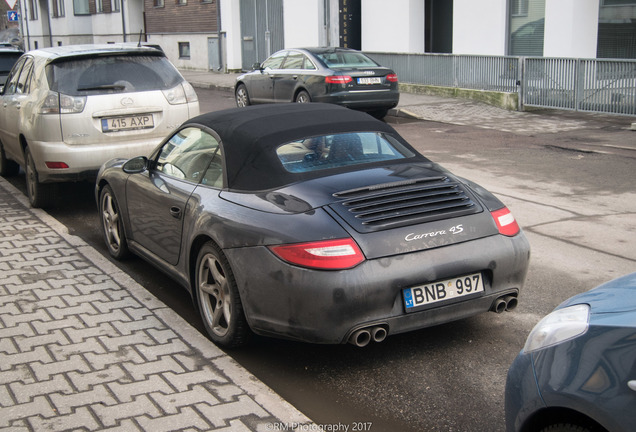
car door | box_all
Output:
[0,56,29,161]
[274,51,307,102]
[125,126,221,265]
[249,50,286,103]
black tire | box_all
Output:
[0,142,19,177]
[235,83,251,107]
[99,184,130,260]
[539,423,593,432]
[25,147,58,208]
[295,90,311,103]
[195,242,250,347]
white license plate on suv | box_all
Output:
[357,77,382,85]
[101,115,154,132]
[403,272,484,311]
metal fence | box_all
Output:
[366,52,636,116]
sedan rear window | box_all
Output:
[276,132,414,173]
[46,54,184,96]
[315,51,379,69]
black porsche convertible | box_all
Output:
[96,103,530,347]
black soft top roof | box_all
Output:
[185,103,424,192]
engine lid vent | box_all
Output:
[330,177,482,233]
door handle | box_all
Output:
[169,206,182,219]
[629,380,636,391]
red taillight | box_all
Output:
[491,207,520,237]
[325,75,353,84]
[386,73,398,83]
[269,238,365,270]
[45,162,69,169]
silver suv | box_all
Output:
[0,44,199,207]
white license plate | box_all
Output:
[101,115,154,132]
[357,77,382,85]
[403,272,484,311]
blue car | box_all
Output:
[505,273,636,432]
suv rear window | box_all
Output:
[46,54,184,95]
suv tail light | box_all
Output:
[163,81,199,105]
[269,238,365,270]
[325,75,353,84]
[491,207,520,236]
[40,91,86,114]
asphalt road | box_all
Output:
[8,88,636,432]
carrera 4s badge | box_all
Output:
[405,224,464,242]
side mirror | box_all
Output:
[123,156,148,173]
[252,62,262,71]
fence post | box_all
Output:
[518,57,525,111]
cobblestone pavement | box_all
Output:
[0,178,311,431]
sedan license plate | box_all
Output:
[101,115,154,132]
[403,272,484,312]
[357,77,382,85]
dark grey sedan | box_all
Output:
[96,103,530,348]
[234,47,399,119]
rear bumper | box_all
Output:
[27,138,160,183]
[314,89,400,111]
[225,231,530,344]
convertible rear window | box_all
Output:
[276,132,414,173]
[46,54,184,95]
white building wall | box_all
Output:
[361,0,424,53]
[221,0,243,71]
[283,0,321,48]
[453,0,507,55]
[544,0,599,58]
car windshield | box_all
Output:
[46,54,184,95]
[276,132,414,173]
[0,52,22,73]
[315,51,379,69]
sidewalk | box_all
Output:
[180,70,636,154]
[0,177,311,431]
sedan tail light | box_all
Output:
[386,73,398,83]
[325,75,353,84]
[491,207,520,236]
[269,238,365,270]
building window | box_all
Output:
[508,0,545,56]
[74,0,90,15]
[598,0,636,57]
[97,0,121,12]
[154,0,164,7]
[177,0,187,4]
[179,42,191,59]
[510,0,529,16]
[52,0,65,17]
[29,0,38,19]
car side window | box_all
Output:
[282,53,304,69]
[261,51,286,70]
[302,55,317,70]
[155,127,221,184]
[16,58,33,94]
[3,57,26,95]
